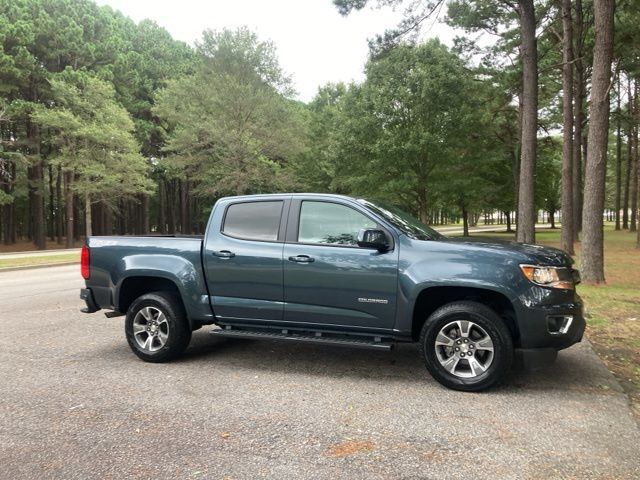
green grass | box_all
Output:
[0,252,79,269]
[465,225,640,418]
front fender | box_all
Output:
[394,237,523,334]
[400,261,520,304]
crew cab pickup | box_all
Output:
[80,193,584,391]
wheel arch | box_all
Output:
[411,286,519,344]
[117,276,188,323]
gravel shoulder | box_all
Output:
[1,265,638,479]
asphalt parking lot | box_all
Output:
[1,265,639,479]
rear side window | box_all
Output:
[223,201,283,241]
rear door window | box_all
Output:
[223,201,283,241]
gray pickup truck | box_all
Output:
[81,193,584,391]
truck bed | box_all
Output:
[85,235,212,323]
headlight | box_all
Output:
[519,265,574,290]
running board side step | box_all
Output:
[210,327,393,351]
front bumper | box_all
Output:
[515,290,586,351]
[80,288,99,314]
[513,296,585,370]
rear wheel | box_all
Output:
[419,301,513,391]
[125,292,191,363]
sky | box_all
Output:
[94,0,460,102]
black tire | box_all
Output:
[418,301,514,392]
[125,292,192,363]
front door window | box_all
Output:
[298,201,377,246]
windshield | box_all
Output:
[357,199,444,241]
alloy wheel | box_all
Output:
[132,306,169,352]
[434,320,495,378]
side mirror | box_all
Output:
[357,228,390,252]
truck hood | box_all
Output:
[442,236,573,267]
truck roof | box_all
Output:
[220,193,358,201]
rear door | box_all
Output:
[203,197,289,323]
[282,198,399,331]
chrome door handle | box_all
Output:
[288,255,314,263]
[213,250,235,258]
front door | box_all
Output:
[283,199,399,331]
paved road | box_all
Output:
[1,266,638,479]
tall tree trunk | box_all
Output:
[1,158,15,244]
[132,200,138,235]
[2,204,13,244]
[462,206,469,236]
[27,122,46,250]
[637,150,640,248]
[582,0,615,284]
[98,202,106,235]
[623,77,632,229]
[104,204,113,235]
[192,196,203,234]
[158,179,166,234]
[117,199,126,235]
[512,145,520,221]
[56,165,63,244]
[125,200,132,235]
[48,164,55,241]
[637,193,640,248]
[623,138,631,228]
[615,73,622,230]
[64,171,74,248]
[167,180,176,234]
[631,122,638,232]
[516,0,538,244]
[572,0,585,241]
[180,180,189,234]
[141,194,150,234]
[91,201,100,236]
[2,203,15,245]
[505,211,512,233]
[138,200,144,235]
[85,194,92,238]
[417,186,428,224]
[561,0,574,253]
[73,185,81,241]
[631,80,639,232]
[132,200,140,235]
[100,202,106,235]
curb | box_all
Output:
[0,248,81,257]
[0,261,78,273]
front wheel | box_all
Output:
[419,301,514,392]
[125,292,191,363]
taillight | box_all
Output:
[81,245,90,279]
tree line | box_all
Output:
[0,0,639,284]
